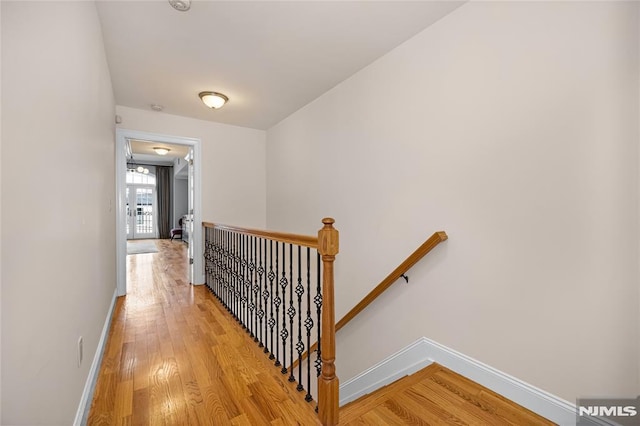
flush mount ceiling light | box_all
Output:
[199,92,229,109]
[150,104,164,112]
[153,147,170,156]
[169,0,190,12]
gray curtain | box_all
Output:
[156,166,172,239]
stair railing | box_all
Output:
[293,230,448,369]
[203,218,339,426]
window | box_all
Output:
[126,169,156,185]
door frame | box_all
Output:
[116,128,204,296]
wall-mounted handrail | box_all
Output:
[293,230,447,369]
[336,231,447,331]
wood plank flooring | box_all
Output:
[88,239,319,425]
[90,239,555,425]
[339,363,556,425]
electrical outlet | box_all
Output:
[77,336,83,367]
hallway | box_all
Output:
[88,240,319,425]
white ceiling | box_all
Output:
[128,138,191,166]
[97,1,463,130]
[129,139,190,158]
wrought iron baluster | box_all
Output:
[219,229,224,301]
[204,229,209,289]
[244,234,251,331]
[212,229,217,296]
[253,236,260,342]
[262,238,269,354]
[248,236,256,338]
[295,246,304,390]
[274,242,281,367]
[235,232,241,322]
[223,230,228,308]
[224,230,229,309]
[315,251,322,378]
[232,232,237,320]
[268,240,276,360]
[226,232,233,315]
[239,234,245,329]
[212,231,217,293]
[210,229,218,296]
[213,229,220,300]
[304,247,313,402]
[257,238,265,348]
[288,244,296,382]
[279,242,289,374]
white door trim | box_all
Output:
[116,128,204,296]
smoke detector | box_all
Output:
[169,0,190,12]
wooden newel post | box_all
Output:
[318,217,339,426]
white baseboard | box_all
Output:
[340,338,434,406]
[73,289,118,426]
[339,337,580,425]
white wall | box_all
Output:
[173,177,188,228]
[116,106,266,228]
[1,2,116,424]
[267,1,639,403]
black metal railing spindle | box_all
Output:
[236,232,241,323]
[274,241,281,367]
[257,238,265,347]
[248,236,255,338]
[244,234,250,330]
[315,251,322,379]
[262,238,269,353]
[295,246,304,390]
[239,234,245,328]
[268,240,276,359]
[280,241,288,374]
[227,231,232,311]
[253,236,259,343]
[232,232,238,321]
[305,247,313,402]
[288,244,295,382]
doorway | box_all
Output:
[116,129,204,296]
[126,183,157,240]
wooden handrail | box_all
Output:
[292,230,448,369]
[203,221,318,248]
[336,231,447,330]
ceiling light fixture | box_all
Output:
[153,147,170,156]
[169,0,190,12]
[150,104,164,112]
[199,92,229,109]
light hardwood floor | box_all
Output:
[88,239,320,425]
[339,363,556,425]
[89,239,555,425]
